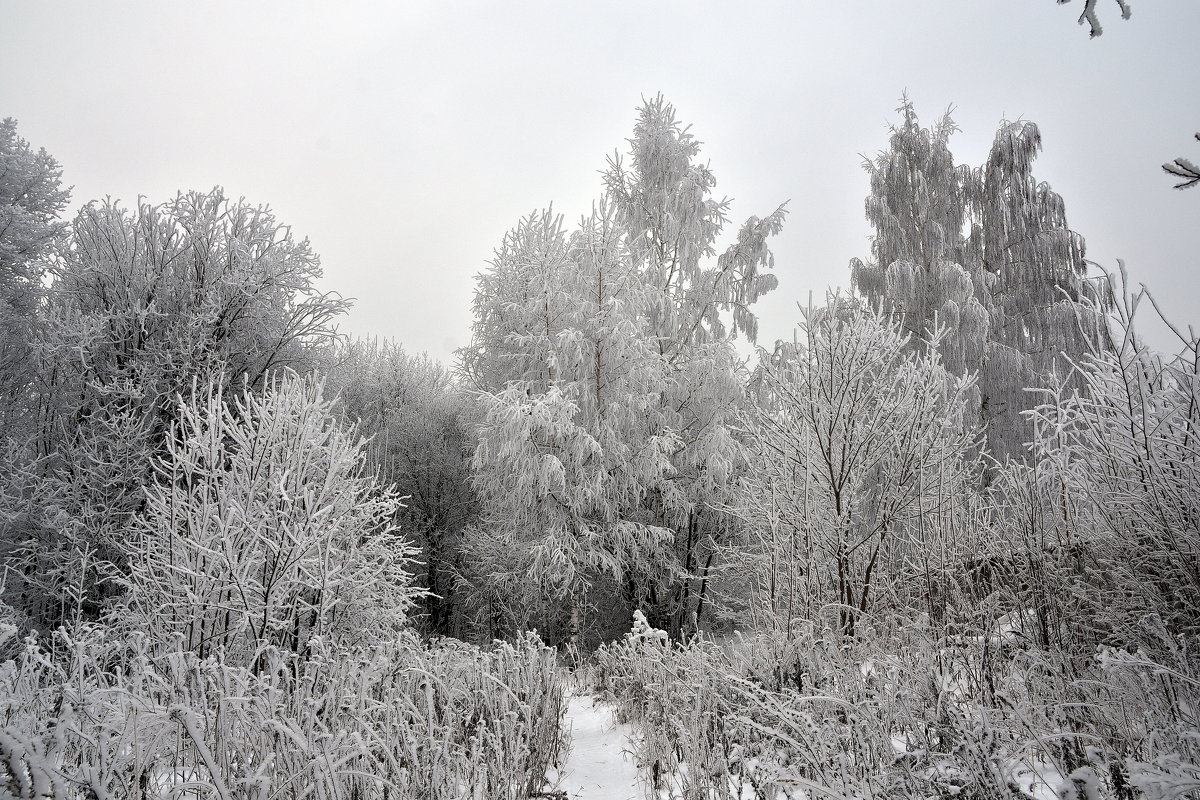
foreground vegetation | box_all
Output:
[1,79,1197,798]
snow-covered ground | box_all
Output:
[551,694,644,800]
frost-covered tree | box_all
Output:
[852,100,1103,463]
[123,372,416,662]
[42,189,347,416]
[0,119,70,434]
[968,118,1105,459]
[4,188,348,629]
[736,297,984,639]
[850,99,989,378]
[0,121,73,627]
[462,204,677,644]
[324,338,477,636]
[461,98,785,643]
[601,96,787,635]
[602,95,785,350]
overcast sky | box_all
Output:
[3,1,1197,362]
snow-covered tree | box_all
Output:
[462,203,676,644]
[0,119,69,435]
[324,338,477,636]
[853,100,1103,464]
[601,96,786,635]
[968,118,1106,459]
[42,189,347,414]
[850,99,989,379]
[461,98,785,642]
[5,188,348,629]
[602,95,785,349]
[736,297,984,639]
[123,372,416,662]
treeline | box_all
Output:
[0,121,563,797]
[0,92,1197,798]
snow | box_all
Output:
[552,694,644,800]
[1006,757,1066,800]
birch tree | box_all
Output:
[462,204,676,644]
[967,118,1106,459]
[852,100,1103,464]
[461,97,786,642]
[601,96,787,635]
[849,98,990,379]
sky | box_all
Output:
[2,1,1197,363]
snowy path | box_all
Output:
[552,694,644,800]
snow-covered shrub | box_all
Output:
[395,631,567,799]
[598,605,1194,800]
[119,371,418,662]
[595,614,752,798]
[965,271,1200,796]
[596,614,895,799]
[1019,268,1200,651]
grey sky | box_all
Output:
[3,1,1197,363]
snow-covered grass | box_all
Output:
[0,624,566,799]
[592,613,1200,800]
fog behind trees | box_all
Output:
[1,3,1198,798]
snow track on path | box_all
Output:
[553,694,643,799]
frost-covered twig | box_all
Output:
[1058,0,1132,38]
[1163,134,1200,190]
